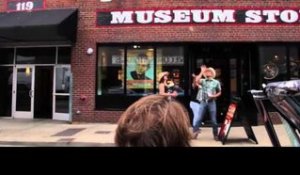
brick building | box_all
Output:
[0,0,299,124]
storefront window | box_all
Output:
[57,47,71,64]
[126,46,154,95]
[289,47,300,80]
[96,45,185,110]
[55,96,69,113]
[97,46,124,95]
[16,47,56,64]
[230,58,237,97]
[259,46,287,83]
[56,67,71,93]
[156,46,185,95]
[0,48,14,65]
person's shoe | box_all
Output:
[192,130,201,139]
[214,136,220,141]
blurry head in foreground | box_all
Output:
[115,95,191,147]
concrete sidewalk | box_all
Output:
[0,118,293,147]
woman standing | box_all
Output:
[157,71,178,98]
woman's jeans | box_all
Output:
[192,100,218,137]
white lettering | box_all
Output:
[191,10,211,23]
[263,10,280,23]
[173,10,191,23]
[111,11,134,24]
[280,10,298,23]
[162,56,184,65]
[245,10,262,23]
[211,10,235,23]
[16,1,34,11]
[135,10,154,24]
[154,10,172,23]
[103,8,300,25]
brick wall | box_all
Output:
[80,0,300,43]
[72,0,300,122]
[46,0,78,8]
[0,1,3,11]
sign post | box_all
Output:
[218,97,258,145]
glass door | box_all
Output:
[53,65,71,121]
[13,65,35,119]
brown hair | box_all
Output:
[158,71,169,84]
[115,95,192,147]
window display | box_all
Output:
[97,47,124,95]
[259,46,287,83]
[97,45,185,97]
[156,46,185,95]
[126,47,154,95]
[96,45,185,109]
[289,47,300,80]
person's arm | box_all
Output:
[159,83,168,96]
[208,82,222,98]
[194,65,206,87]
[159,83,178,97]
[210,91,221,98]
[192,74,197,89]
[194,75,202,87]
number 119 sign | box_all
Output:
[7,0,45,12]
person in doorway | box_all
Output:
[192,65,222,141]
[157,71,178,98]
[115,94,192,147]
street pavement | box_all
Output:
[0,117,293,147]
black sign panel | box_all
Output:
[218,97,258,145]
[218,102,238,143]
[7,0,45,12]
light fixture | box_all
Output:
[25,67,31,76]
[100,0,112,2]
[133,45,140,49]
[87,48,94,55]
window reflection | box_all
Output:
[56,67,70,93]
[0,48,14,64]
[97,46,185,97]
[16,48,55,64]
[97,47,124,95]
[55,96,69,113]
[259,45,300,81]
[289,47,300,80]
[58,47,71,64]
[156,47,185,95]
[16,68,32,111]
[259,46,287,83]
